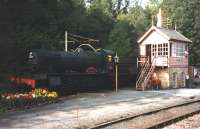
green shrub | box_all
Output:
[0,85,32,94]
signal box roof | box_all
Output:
[138,26,192,43]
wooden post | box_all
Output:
[116,63,118,93]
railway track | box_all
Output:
[87,97,200,129]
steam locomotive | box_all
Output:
[28,44,114,74]
[12,44,114,90]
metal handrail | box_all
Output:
[74,44,97,52]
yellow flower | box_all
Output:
[6,96,10,100]
[47,92,58,98]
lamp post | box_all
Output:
[185,50,189,88]
[114,53,119,93]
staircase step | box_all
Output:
[136,87,145,91]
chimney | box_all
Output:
[157,8,163,28]
[152,17,154,26]
[175,23,177,31]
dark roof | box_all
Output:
[138,26,192,43]
[156,27,192,43]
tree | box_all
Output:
[0,0,88,73]
[88,0,130,18]
[107,4,151,57]
[161,0,200,65]
[107,19,138,56]
[84,0,115,47]
[123,5,150,37]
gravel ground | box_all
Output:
[163,113,200,129]
[101,101,200,129]
[0,88,200,129]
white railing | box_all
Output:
[142,58,156,90]
[136,57,150,90]
[136,56,156,90]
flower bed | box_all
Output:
[0,88,58,112]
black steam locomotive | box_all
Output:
[26,44,114,90]
[28,44,114,74]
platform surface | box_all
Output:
[1,88,200,129]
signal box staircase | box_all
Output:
[136,58,156,91]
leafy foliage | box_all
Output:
[161,0,200,65]
[0,0,199,76]
[107,19,137,56]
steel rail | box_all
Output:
[147,109,200,129]
[87,97,200,129]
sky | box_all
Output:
[85,0,150,8]
[128,0,150,8]
[130,0,149,8]
[141,0,149,7]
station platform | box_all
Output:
[1,88,200,129]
